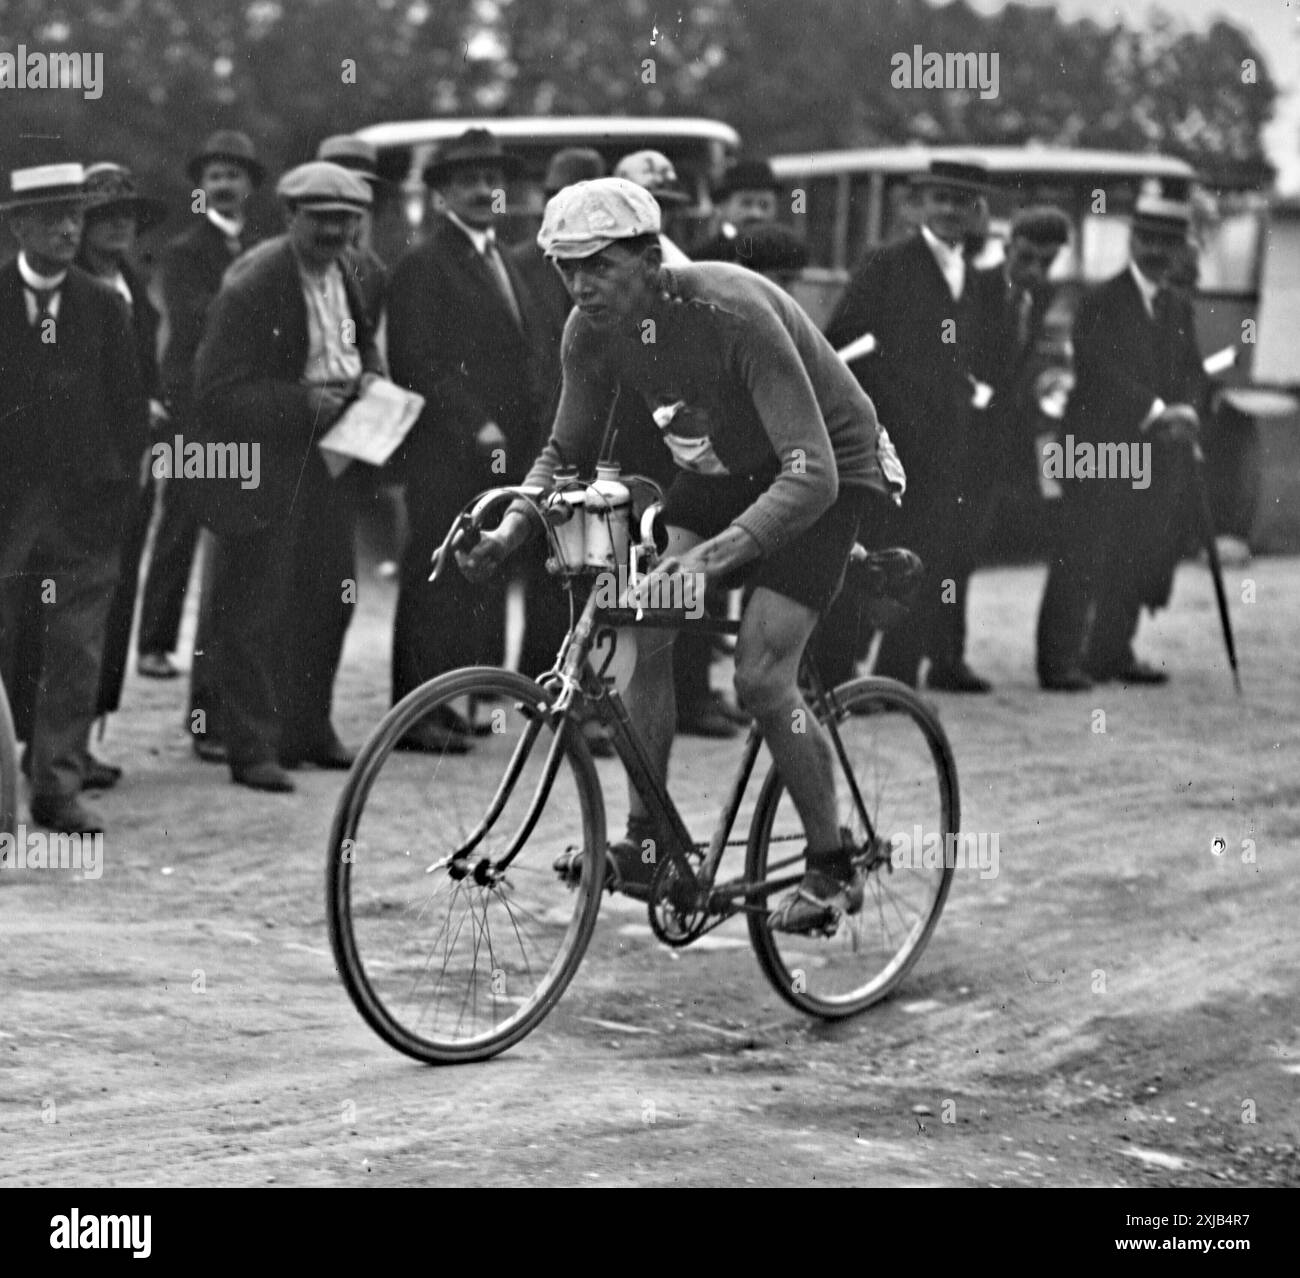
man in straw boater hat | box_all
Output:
[0,162,149,834]
[820,156,996,695]
[456,176,903,934]
[191,161,383,793]
[1035,192,1205,689]
[135,129,265,775]
[385,126,553,754]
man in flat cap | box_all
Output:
[458,177,902,935]
[385,127,552,753]
[191,161,383,792]
[315,134,388,328]
[0,163,149,833]
[136,129,265,774]
[819,157,996,694]
[1036,194,1205,689]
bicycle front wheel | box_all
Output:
[746,676,959,1019]
[327,668,606,1064]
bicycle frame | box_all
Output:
[542,584,882,921]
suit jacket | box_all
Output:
[74,254,163,404]
[970,268,1057,487]
[0,261,149,514]
[191,236,383,538]
[158,215,249,415]
[1066,268,1206,448]
[825,232,981,503]
[386,217,552,502]
[1065,267,1205,601]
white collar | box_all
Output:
[921,223,964,265]
[206,207,245,240]
[1129,261,1161,314]
[17,253,68,291]
[445,210,494,255]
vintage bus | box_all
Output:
[354,115,741,263]
[769,145,1298,550]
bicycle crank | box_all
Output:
[647,850,710,947]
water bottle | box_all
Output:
[584,462,631,571]
[548,466,587,570]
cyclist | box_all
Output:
[458,177,903,934]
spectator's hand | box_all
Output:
[148,398,170,431]
[475,421,507,454]
[307,385,350,425]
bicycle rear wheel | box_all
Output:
[746,676,959,1018]
[327,668,606,1064]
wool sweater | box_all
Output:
[524,262,900,553]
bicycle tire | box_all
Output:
[745,675,960,1019]
[327,667,606,1064]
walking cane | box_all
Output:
[1187,437,1242,695]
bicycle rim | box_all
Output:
[327,668,605,1063]
[746,676,959,1018]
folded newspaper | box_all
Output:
[317,378,424,478]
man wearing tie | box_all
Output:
[385,128,551,753]
[0,163,149,833]
[1035,195,1205,688]
[820,158,993,692]
[135,131,263,765]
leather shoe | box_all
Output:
[1040,668,1093,692]
[231,761,296,793]
[137,651,179,679]
[280,738,356,770]
[30,795,105,834]
[83,754,123,789]
[193,735,228,764]
[927,662,992,693]
[395,721,472,755]
[677,697,741,738]
[1115,660,1169,686]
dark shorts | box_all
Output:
[659,472,884,613]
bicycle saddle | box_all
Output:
[847,546,924,629]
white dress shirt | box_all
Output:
[17,252,67,324]
[921,223,965,300]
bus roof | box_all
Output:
[769,145,1198,183]
[356,116,741,150]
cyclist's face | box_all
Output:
[555,243,660,328]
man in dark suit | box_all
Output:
[0,163,149,833]
[192,162,383,792]
[1036,196,1205,688]
[6,163,169,788]
[819,158,992,692]
[386,128,553,752]
[136,131,263,708]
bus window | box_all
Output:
[1080,213,1132,281]
[1198,211,1263,295]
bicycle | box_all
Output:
[326,482,960,1064]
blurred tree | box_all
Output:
[0,0,1280,262]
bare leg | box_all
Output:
[733,586,840,854]
[622,526,701,827]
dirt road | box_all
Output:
[2,554,1297,1187]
